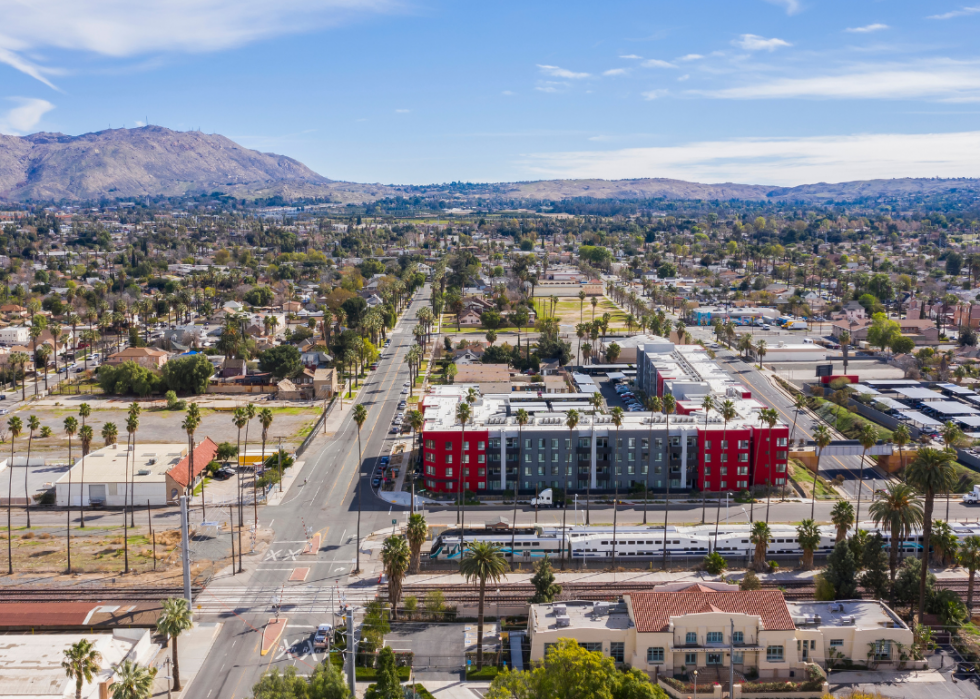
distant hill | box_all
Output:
[1,126,978,203]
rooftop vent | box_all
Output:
[136,469,151,476]
[556,615,571,628]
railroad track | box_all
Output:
[0,587,196,602]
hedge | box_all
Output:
[466,667,500,680]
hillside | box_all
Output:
[1,126,978,204]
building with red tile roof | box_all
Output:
[167,436,219,496]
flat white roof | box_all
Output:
[894,387,944,400]
[898,410,943,427]
[55,444,188,484]
[926,400,979,416]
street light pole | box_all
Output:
[355,472,365,574]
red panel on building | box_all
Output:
[820,374,858,385]
[751,425,790,489]
[421,429,489,493]
[697,426,752,493]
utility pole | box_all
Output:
[179,495,192,605]
[229,505,236,575]
[346,608,356,696]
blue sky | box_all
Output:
[3,0,980,186]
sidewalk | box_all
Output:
[151,621,223,697]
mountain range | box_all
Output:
[0,126,977,204]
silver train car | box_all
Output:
[427,520,980,560]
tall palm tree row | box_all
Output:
[381,535,410,619]
[906,447,955,624]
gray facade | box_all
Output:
[485,415,701,494]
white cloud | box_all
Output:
[678,74,690,82]
[764,0,802,15]
[135,120,145,126]
[537,64,590,79]
[619,54,642,59]
[641,59,676,69]
[519,131,980,186]
[844,23,889,33]
[603,68,628,76]
[678,54,704,61]
[395,108,410,113]
[0,0,398,87]
[697,62,980,101]
[536,86,560,93]
[734,34,792,51]
[502,90,515,96]
[928,6,980,19]
[642,89,668,100]
[0,97,54,134]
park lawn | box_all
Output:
[533,297,630,327]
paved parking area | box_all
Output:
[384,622,465,679]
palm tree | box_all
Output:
[156,597,193,691]
[578,290,586,323]
[406,512,427,575]
[454,401,472,556]
[64,416,77,571]
[511,408,530,565]
[906,447,956,624]
[959,536,980,612]
[62,638,103,699]
[459,542,508,669]
[830,500,854,542]
[181,404,201,515]
[839,329,851,374]
[699,395,715,524]
[353,403,367,574]
[101,421,118,447]
[750,521,771,571]
[232,407,248,526]
[932,520,959,567]
[893,424,911,479]
[562,409,580,570]
[10,351,27,400]
[243,403,257,519]
[755,339,767,369]
[6,415,20,573]
[78,424,93,528]
[23,415,39,528]
[610,407,624,568]
[759,407,779,525]
[856,423,878,524]
[869,481,923,580]
[127,403,141,527]
[644,395,662,526]
[790,393,806,444]
[661,393,676,569]
[123,413,139,574]
[381,535,410,619]
[590,296,598,322]
[941,420,966,519]
[811,425,832,520]
[258,408,277,493]
[797,519,820,570]
[110,660,156,699]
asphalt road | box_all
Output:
[187,286,433,699]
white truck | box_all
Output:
[785,320,809,330]
[530,488,557,508]
[963,485,980,504]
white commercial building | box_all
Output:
[0,325,30,345]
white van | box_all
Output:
[803,338,814,345]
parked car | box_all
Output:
[372,477,381,487]
[380,456,390,466]
[398,401,407,409]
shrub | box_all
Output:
[703,551,727,575]
[466,667,499,680]
[740,570,762,591]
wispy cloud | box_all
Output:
[520,131,980,186]
[764,0,802,16]
[642,89,668,100]
[734,34,792,51]
[619,54,642,60]
[678,74,690,82]
[677,54,704,61]
[537,64,590,79]
[0,0,399,88]
[845,23,889,33]
[501,90,515,96]
[0,97,54,134]
[536,86,560,93]
[603,68,628,76]
[928,5,980,19]
[135,119,145,126]
[641,59,676,69]
[696,61,980,101]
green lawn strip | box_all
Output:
[788,459,837,499]
[810,398,894,441]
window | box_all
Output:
[445,455,453,464]
[720,481,727,489]
[738,440,749,450]
[538,466,544,476]
[641,438,649,449]
[552,453,559,462]
[737,480,748,489]
[525,439,531,448]
[704,453,712,463]
[489,438,500,449]
[425,466,435,475]
[829,639,844,648]
[721,440,728,449]
[579,438,591,448]
[732,652,744,665]
[445,468,453,478]
[628,438,635,448]
[775,478,786,485]
[873,641,891,660]
[720,467,728,475]
[426,479,435,488]
[463,455,470,464]
[737,466,748,476]
[538,439,545,448]
[524,467,531,476]
[425,439,435,449]
[766,646,784,662]
[704,466,712,476]
[478,441,485,451]
[478,468,485,476]
[647,647,664,663]
[445,441,452,450]
[704,440,711,449]
[670,478,680,488]
[733,631,744,644]
[686,632,697,645]
[426,452,435,463]
[525,454,532,463]
[463,468,470,476]
[776,463,787,473]
[538,453,545,463]
[551,439,558,448]
[738,453,749,462]
[581,642,603,653]
[477,482,486,490]
[610,642,625,663]
[463,441,470,451]
[565,439,571,449]
[707,632,723,644]
[627,464,635,475]
[684,653,697,665]
[776,451,788,460]
[720,454,728,463]
[776,437,787,447]
[478,455,486,464]
[655,438,663,447]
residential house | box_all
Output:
[831,318,939,345]
[104,346,169,370]
[458,309,483,326]
[220,357,247,378]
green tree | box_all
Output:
[529,555,562,604]
[830,500,854,542]
[244,286,275,307]
[959,535,980,611]
[797,519,821,570]
[860,533,890,600]
[824,540,859,599]
[750,521,771,570]
[814,573,836,601]
[704,551,727,575]
[406,513,427,575]
[156,597,193,691]
[161,353,215,394]
[868,481,923,580]
[906,447,956,624]
[460,542,508,668]
[931,520,959,567]
[62,638,103,699]
[893,558,934,620]
[110,660,157,699]
[365,647,400,699]
[381,535,410,620]
[928,588,967,628]
[866,313,901,353]
[258,345,303,380]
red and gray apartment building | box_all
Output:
[417,342,789,496]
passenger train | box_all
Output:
[427,521,980,560]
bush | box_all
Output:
[703,551,727,575]
[740,570,762,591]
[161,353,214,395]
[466,667,499,680]
[98,361,160,396]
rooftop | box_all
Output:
[531,600,633,633]
[629,590,796,633]
[55,443,189,484]
[786,600,908,630]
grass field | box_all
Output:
[533,296,629,328]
